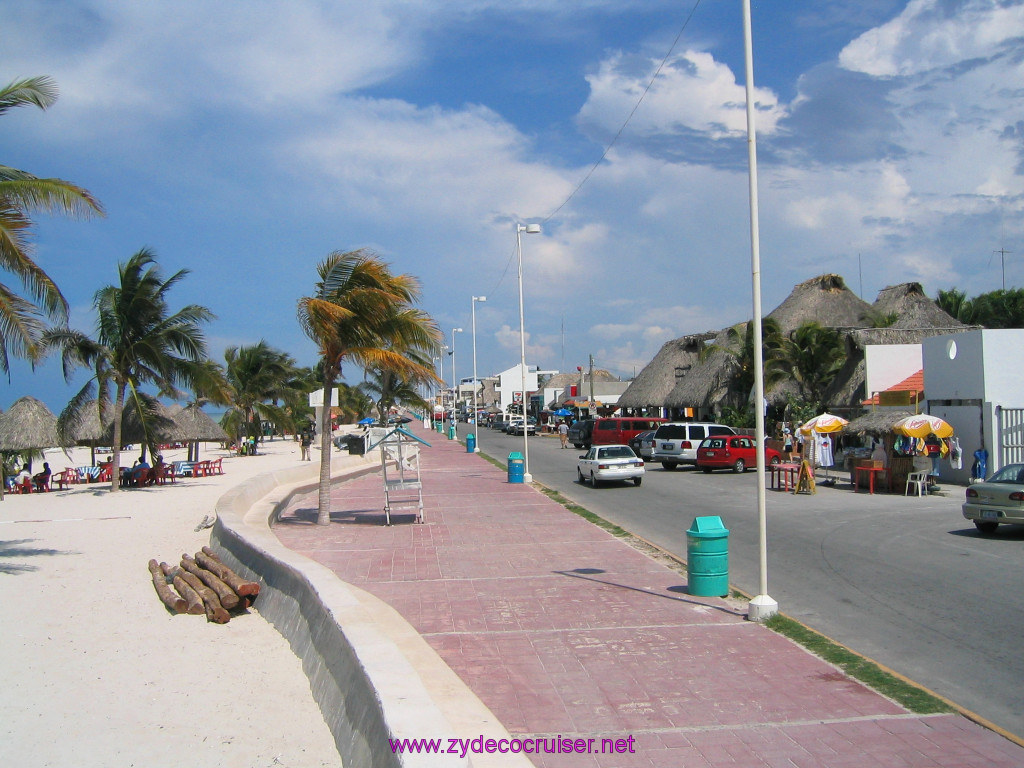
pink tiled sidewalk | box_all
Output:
[273,427,1023,767]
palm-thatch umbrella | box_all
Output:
[169,403,229,461]
[98,398,179,458]
[0,396,62,452]
[0,397,63,500]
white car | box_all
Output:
[577,444,645,487]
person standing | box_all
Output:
[558,420,569,449]
[300,428,313,461]
[782,425,793,462]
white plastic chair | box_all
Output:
[905,457,930,497]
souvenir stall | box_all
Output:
[797,413,849,490]
[843,412,961,493]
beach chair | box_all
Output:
[208,458,224,475]
[54,468,80,490]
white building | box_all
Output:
[924,329,1024,482]
[494,364,556,414]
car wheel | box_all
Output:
[661,462,677,471]
[589,472,598,487]
[770,455,780,465]
[577,469,585,484]
[633,476,642,486]
[974,520,999,534]
[701,466,712,474]
[574,443,583,449]
[733,458,746,473]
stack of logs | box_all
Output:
[148,546,260,623]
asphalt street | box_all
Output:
[463,423,1024,741]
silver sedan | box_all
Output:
[577,444,645,487]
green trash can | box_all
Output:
[466,433,476,452]
[448,423,456,440]
[507,452,525,483]
[686,516,729,597]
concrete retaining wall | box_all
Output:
[209,456,527,768]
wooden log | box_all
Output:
[195,550,260,598]
[174,567,230,624]
[180,554,240,610]
[161,562,205,615]
[148,559,186,614]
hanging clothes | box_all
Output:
[949,437,963,470]
[816,433,834,467]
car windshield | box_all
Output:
[987,464,1024,484]
[599,446,636,459]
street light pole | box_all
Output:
[450,328,463,439]
[743,0,778,622]
[516,222,540,482]
[472,295,486,453]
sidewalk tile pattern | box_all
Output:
[274,430,1024,767]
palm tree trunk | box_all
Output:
[110,385,126,492]
[316,378,335,525]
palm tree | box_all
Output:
[335,382,372,424]
[361,366,432,422]
[44,248,213,490]
[766,321,845,410]
[297,249,441,525]
[702,318,783,407]
[221,341,302,446]
[0,75,104,373]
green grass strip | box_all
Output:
[764,613,952,714]
[473,450,953,716]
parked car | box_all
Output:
[490,418,509,431]
[962,463,1024,533]
[566,419,597,449]
[506,417,537,435]
[651,422,736,469]
[577,444,645,487]
[696,435,781,473]
[628,430,658,461]
[590,417,667,446]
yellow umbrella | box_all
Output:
[798,413,849,435]
[893,414,953,438]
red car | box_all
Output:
[696,435,781,473]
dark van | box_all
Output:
[567,419,597,449]
[591,417,668,447]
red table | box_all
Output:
[853,465,885,494]
[769,463,800,492]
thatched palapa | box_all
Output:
[168,403,228,443]
[617,332,716,410]
[845,409,916,437]
[0,396,62,451]
[767,274,872,332]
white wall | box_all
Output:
[864,345,922,395]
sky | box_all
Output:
[3,0,1024,412]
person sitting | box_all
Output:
[12,466,32,492]
[32,462,52,492]
[127,456,150,487]
[149,455,165,486]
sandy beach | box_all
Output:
[0,438,342,768]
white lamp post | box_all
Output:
[516,222,540,481]
[431,355,441,427]
[742,0,777,622]
[471,295,486,452]
[450,328,463,438]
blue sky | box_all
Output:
[3,0,1024,411]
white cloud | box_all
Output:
[839,0,1024,77]
[579,49,786,140]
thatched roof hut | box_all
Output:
[100,398,180,447]
[169,403,228,442]
[845,409,916,437]
[767,274,873,331]
[871,282,962,329]
[617,332,716,410]
[0,397,62,451]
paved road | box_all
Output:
[464,423,1024,741]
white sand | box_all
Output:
[0,439,342,768]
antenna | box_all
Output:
[993,248,1012,290]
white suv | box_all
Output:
[651,422,736,469]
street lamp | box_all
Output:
[742,0,777,622]
[471,295,487,452]
[516,222,540,481]
[431,355,441,427]
[450,327,463,438]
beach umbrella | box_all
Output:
[798,412,849,435]
[552,408,573,417]
[0,396,62,451]
[168,403,229,461]
[893,414,953,438]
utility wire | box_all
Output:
[486,0,703,300]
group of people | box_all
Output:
[5,461,52,492]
